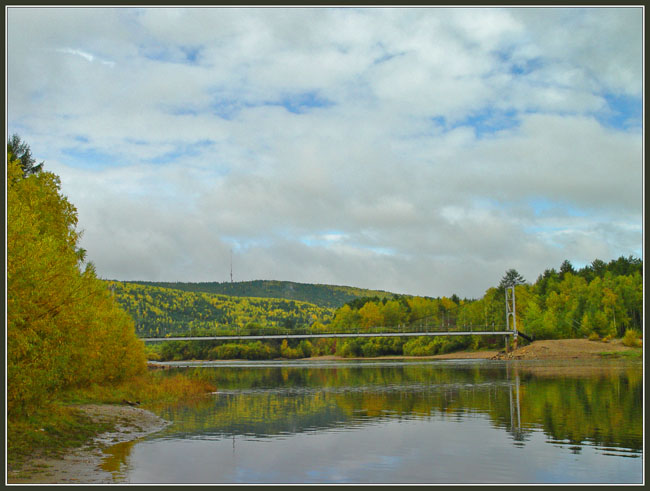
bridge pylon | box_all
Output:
[505,286,518,350]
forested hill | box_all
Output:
[106,281,337,338]
[119,280,395,308]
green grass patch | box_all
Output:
[7,404,116,471]
[599,349,642,360]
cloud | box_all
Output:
[7,7,643,298]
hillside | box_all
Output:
[122,279,395,308]
[106,281,336,338]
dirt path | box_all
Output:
[7,404,170,484]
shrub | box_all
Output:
[622,329,642,348]
[403,337,437,356]
[298,340,313,358]
[361,340,381,358]
[280,339,303,359]
[336,339,362,357]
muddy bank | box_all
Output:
[7,404,169,484]
[492,338,640,360]
[307,350,499,361]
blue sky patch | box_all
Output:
[439,108,520,138]
[300,230,346,247]
[527,197,587,218]
[61,146,119,168]
[272,91,334,114]
[146,139,215,165]
[211,92,334,119]
[210,98,260,120]
[494,47,544,76]
[140,44,203,65]
[595,93,642,131]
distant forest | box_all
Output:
[107,281,336,338]
[122,279,393,308]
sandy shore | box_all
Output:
[7,404,170,484]
[492,338,639,360]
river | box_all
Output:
[100,359,643,484]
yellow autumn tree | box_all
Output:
[7,151,146,418]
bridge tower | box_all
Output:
[505,286,518,349]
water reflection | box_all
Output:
[100,439,136,479]
[104,359,642,483]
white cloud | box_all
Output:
[7,7,643,298]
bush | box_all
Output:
[336,339,363,357]
[280,339,303,359]
[298,340,313,358]
[622,329,642,348]
[361,340,381,358]
[403,337,438,356]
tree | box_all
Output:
[7,145,146,417]
[7,134,44,177]
[591,259,607,277]
[499,269,526,289]
[559,259,575,278]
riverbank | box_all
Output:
[147,338,642,365]
[7,404,169,484]
[492,338,641,360]
[302,338,641,362]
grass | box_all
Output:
[599,350,642,360]
[8,370,216,474]
[62,371,216,406]
[7,404,116,471]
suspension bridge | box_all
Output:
[141,326,519,343]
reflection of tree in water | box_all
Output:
[149,362,642,452]
[100,439,137,480]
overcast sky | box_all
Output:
[7,7,643,298]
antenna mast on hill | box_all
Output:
[230,249,233,283]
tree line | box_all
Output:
[148,255,642,361]
[7,136,147,418]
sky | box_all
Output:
[6,7,644,299]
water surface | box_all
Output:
[101,359,643,484]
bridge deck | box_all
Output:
[142,331,514,342]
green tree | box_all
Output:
[7,134,44,177]
[559,259,576,278]
[7,143,146,418]
[499,269,526,289]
